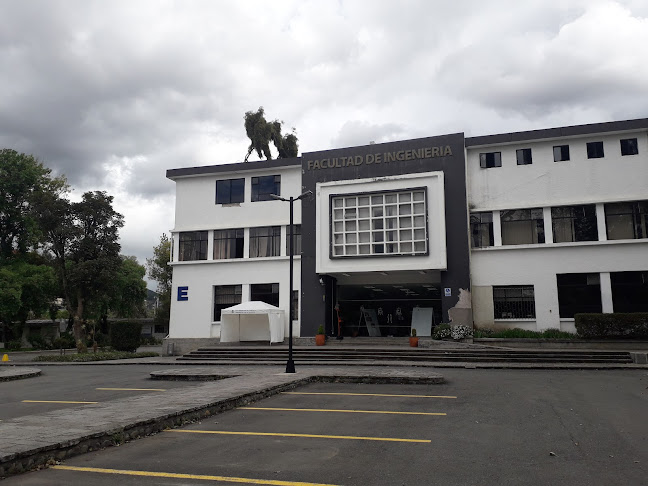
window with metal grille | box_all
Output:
[213,285,242,321]
[551,205,598,243]
[213,229,244,259]
[251,175,281,201]
[250,283,279,307]
[493,286,536,319]
[249,226,281,257]
[178,231,208,261]
[330,189,428,258]
[500,208,545,245]
[470,212,494,248]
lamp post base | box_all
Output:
[285,359,296,374]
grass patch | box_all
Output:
[32,351,159,362]
[474,328,577,339]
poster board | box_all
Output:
[411,307,434,337]
[361,308,381,337]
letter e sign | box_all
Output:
[177,286,189,301]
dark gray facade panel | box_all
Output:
[167,157,301,180]
[300,133,471,336]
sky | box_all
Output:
[2,0,648,288]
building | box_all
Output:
[165,118,648,353]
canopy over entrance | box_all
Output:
[220,301,285,344]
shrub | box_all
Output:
[53,333,76,349]
[451,325,473,340]
[575,313,648,339]
[140,336,162,346]
[28,335,51,350]
[411,328,417,337]
[110,321,143,352]
[6,340,22,351]
[433,323,451,340]
[317,325,325,335]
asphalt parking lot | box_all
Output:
[4,369,648,485]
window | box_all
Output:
[215,178,244,204]
[500,208,544,245]
[611,272,648,313]
[479,152,501,168]
[250,283,279,307]
[586,141,604,159]
[551,205,598,243]
[291,290,299,321]
[470,212,494,248]
[604,201,648,240]
[620,138,638,156]
[493,286,536,319]
[213,229,244,259]
[557,273,602,318]
[331,189,428,257]
[249,226,281,257]
[213,285,242,321]
[286,224,301,255]
[516,148,532,165]
[154,324,168,334]
[179,231,208,261]
[553,145,570,162]
[251,175,281,202]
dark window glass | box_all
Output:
[251,175,281,202]
[493,286,536,319]
[586,141,604,159]
[213,229,244,259]
[611,271,648,312]
[479,152,502,168]
[501,208,545,245]
[470,212,494,248]
[250,283,279,307]
[286,224,301,255]
[291,290,299,321]
[154,324,167,334]
[213,285,242,321]
[216,179,245,204]
[551,205,598,243]
[557,273,602,318]
[516,148,532,165]
[553,145,570,162]
[620,138,638,156]
[179,231,208,261]
[249,226,281,257]
[605,201,648,240]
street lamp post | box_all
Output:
[271,190,312,373]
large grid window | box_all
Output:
[286,224,301,255]
[216,179,244,204]
[213,285,242,321]
[557,273,602,318]
[604,201,648,240]
[331,189,427,258]
[500,208,545,245]
[551,205,598,243]
[611,271,648,313]
[493,286,536,319]
[179,231,208,261]
[470,212,494,248]
[249,226,281,257]
[479,152,502,168]
[213,229,244,259]
[251,175,280,202]
[251,283,279,307]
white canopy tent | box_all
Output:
[220,301,285,344]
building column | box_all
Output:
[543,207,553,243]
[493,210,502,246]
[600,272,613,313]
[596,203,607,241]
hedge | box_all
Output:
[109,321,143,352]
[574,313,648,339]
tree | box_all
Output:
[107,256,148,319]
[146,234,172,326]
[243,107,298,162]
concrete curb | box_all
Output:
[0,367,41,382]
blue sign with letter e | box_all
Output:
[177,286,189,301]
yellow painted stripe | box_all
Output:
[23,400,98,404]
[283,392,457,399]
[167,429,431,443]
[51,465,340,485]
[96,387,166,391]
[240,407,445,416]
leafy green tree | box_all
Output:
[146,234,172,326]
[108,256,148,318]
[243,107,298,161]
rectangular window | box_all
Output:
[331,189,428,258]
[286,224,302,255]
[557,273,602,318]
[249,226,281,257]
[178,231,208,261]
[250,283,279,307]
[470,212,494,248]
[604,201,648,240]
[251,175,281,202]
[586,141,604,159]
[479,152,502,168]
[500,208,545,245]
[516,148,532,165]
[493,286,536,319]
[291,290,299,321]
[620,138,638,156]
[611,271,648,313]
[551,205,598,243]
[213,285,242,321]
[154,324,167,334]
[213,229,244,259]
[215,179,244,204]
[553,145,570,162]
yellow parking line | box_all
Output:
[96,387,166,391]
[51,465,340,485]
[240,407,445,416]
[167,429,431,443]
[283,392,457,399]
[22,400,98,404]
